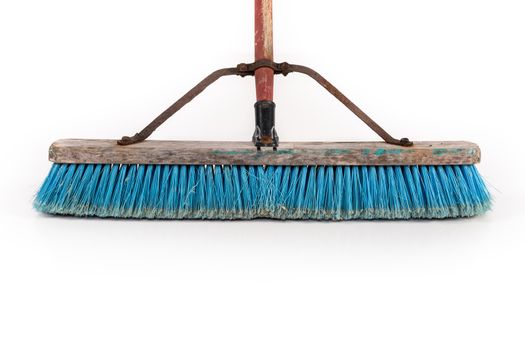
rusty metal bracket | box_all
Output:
[285,64,412,147]
[118,67,239,146]
[237,60,292,77]
[118,60,412,147]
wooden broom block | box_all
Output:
[48,139,481,166]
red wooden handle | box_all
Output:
[254,0,274,101]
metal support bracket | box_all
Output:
[118,60,412,147]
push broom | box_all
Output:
[34,0,491,220]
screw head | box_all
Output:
[400,138,413,146]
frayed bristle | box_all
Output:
[34,164,491,220]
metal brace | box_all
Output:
[118,60,412,147]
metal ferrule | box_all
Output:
[253,100,279,149]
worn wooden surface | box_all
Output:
[48,139,481,166]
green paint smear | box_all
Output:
[374,149,405,156]
[275,150,294,155]
[325,149,352,156]
[432,148,466,156]
[212,150,255,156]
[212,149,297,156]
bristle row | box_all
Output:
[34,164,491,220]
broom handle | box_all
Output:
[255,0,274,101]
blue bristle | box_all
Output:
[420,166,436,216]
[376,166,388,218]
[36,163,62,207]
[342,166,352,214]
[303,166,317,216]
[60,164,83,212]
[428,166,448,218]
[397,167,410,204]
[81,164,101,216]
[135,165,152,217]
[123,165,137,216]
[156,165,167,217]
[315,166,325,218]
[222,166,234,216]
[93,164,111,213]
[239,166,252,214]
[351,166,362,216]
[125,165,143,217]
[333,166,343,220]
[459,165,480,217]
[149,165,163,216]
[264,165,276,212]
[213,165,225,214]
[467,166,488,205]
[285,166,300,212]
[186,165,197,214]
[276,166,290,214]
[404,166,423,218]
[166,165,178,216]
[194,166,206,216]
[108,164,125,216]
[233,167,243,214]
[204,165,215,216]
[177,165,188,217]
[254,166,265,210]
[361,166,373,218]
[437,166,456,217]
[35,163,491,220]
[324,167,335,215]
[386,166,400,217]
[272,166,283,213]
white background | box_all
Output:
[1,0,524,349]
